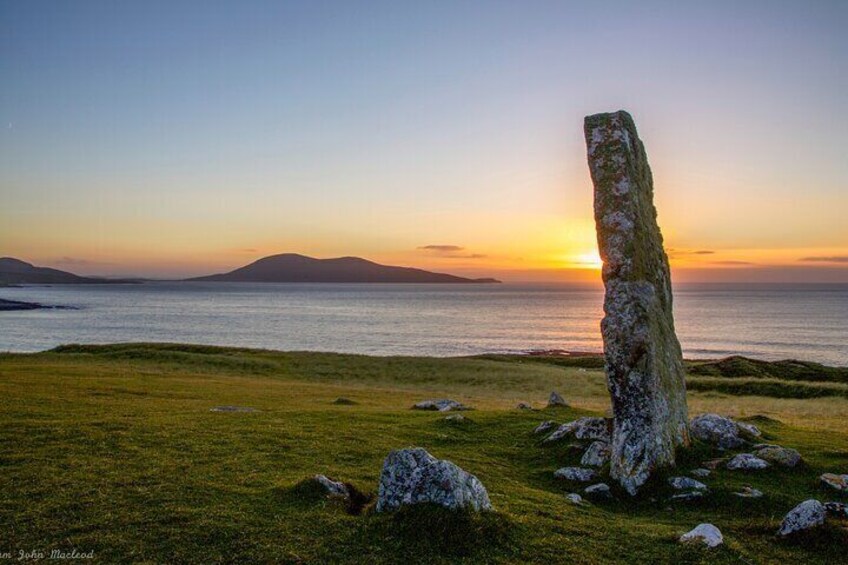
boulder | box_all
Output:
[412,399,470,412]
[734,486,764,498]
[314,474,349,498]
[544,417,610,444]
[516,402,533,410]
[581,441,611,467]
[753,445,802,468]
[690,414,744,449]
[679,523,723,548]
[565,493,587,505]
[554,467,598,483]
[820,473,848,493]
[585,110,689,495]
[777,500,826,537]
[375,448,492,512]
[690,468,711,478]
[668,477,708,491]
[726,453,770,471]
[584,483,613,500]
[548,391,569,408]
[736,421,761,439]
[534,420,558,435]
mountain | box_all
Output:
[188,254,501,284]
[0,257,134,285]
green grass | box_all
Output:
[1,343,846,563]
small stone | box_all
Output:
[209,405,257,412]
[726,453,770,470]
[754,445,802,468]
[824,501,848,518]
[516,402,533,410]
[690,414,744,449]
[668,477,708,491]
[314,474,349,498]
[736,421,762,439]
[444,414,466,422]
[690,468,711,478]
[734,486,763,498]
[565,493,587,505]
[679,523,723,548]
[412,399,470,412]
[820,473,848,493]
[543,417,610,444]
[584,483,613,500]
[548,391,569,407]
[554,467,598,483]
[375,448,492,512]
[534,420,558,434]
[581,441,611,467]
[332,397,357,405]
[671,491,704,502]
[777,499,826,537]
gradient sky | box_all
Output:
[2,1,846,282]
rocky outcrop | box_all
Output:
[585,111,689,495]
[777,500,826,537]
[376,448,492,512]
[543,417,610,444]
[580,441,611,467]
[726,454,770,470]
[412,399,470,412]
[679,523,723,547]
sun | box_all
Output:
[574,251,603,269]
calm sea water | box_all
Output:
[1,282,846,366]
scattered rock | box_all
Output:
[584,483,613,500]
[734,486,764,498]
[690,468,710,478]
[548,391,569,408]
[554,467,598,483]
[777,499,826,537]
[332,397,357,405]
[820,473,848,493]
[544,417,610,444]
[314,474,350,498]
[534,420,558,435]
[375,448,492,512]
[669,477,708,491]
[586,110,690,497]
[581,441,611,468]
[736,421,762,439]
[516,402,533,410]
[752,443,780,450]
[412,399,470,412]
[565,493,587,505]
[753,445,802,468]
[824,501,847,518]
[690,414,745,449]
[679,523,723,548]
[209,406,257,413]
[444,414,466,422]
[671,491,705,502]
[726,453,770,471]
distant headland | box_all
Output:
[0,257,137,285]
[187,253,501,284]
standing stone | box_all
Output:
[585,111,689,495]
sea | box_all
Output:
[1,282,846,366]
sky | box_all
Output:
[1,1,846,282]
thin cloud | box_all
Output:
[667,249,715,258]
[694,250,715,255]
[711,260,755,266]
[799,256,848,263]
[418,245,465,253]
[417,245,486,259]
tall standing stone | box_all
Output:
[584,110,689,495]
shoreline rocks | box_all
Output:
[375,448,492,512]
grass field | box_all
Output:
[1,343,846,563]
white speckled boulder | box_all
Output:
[375,448,492,513]
[581,441,611,467]
[726,453,770,470]
[754,445,802,468]
[543,417,610,444]
[585,111,689,495]
[690,414,745,449]
[411,399,470,412]
[777,499,825,537]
